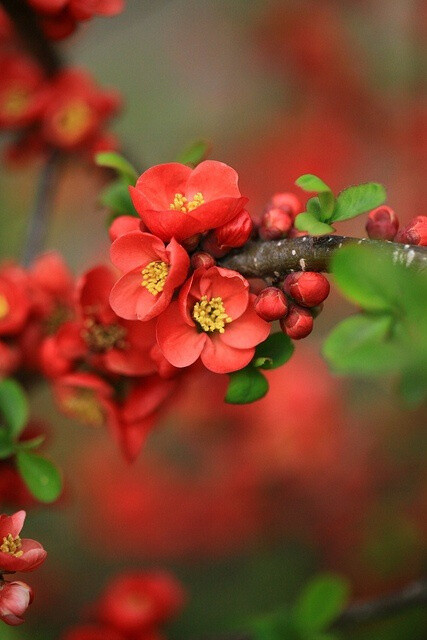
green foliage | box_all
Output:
[323,244,427,404]
[295,174,386,234]
[293,574,350,634]
[253,332,294,370]
[0,377,29,439]
[95,151,138,185]
[16,451,62,504]
[225,367,269,404]
[176,139,211,167]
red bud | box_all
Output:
[201,233,230,258]
[365,206,399,241]
[182,234,202,252]
[254,287,288,322]
[270,192,302,220]
[396,215,427,246]
[214,210,253,249]
[259,208,292,240]
[190,252,216,270]
[283,272,330,307]
[280,304,313,340]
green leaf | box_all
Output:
[322,314,400,375]
[0,378,29,439]
[16,451,62,503]
[295,212,334,235]
[254,332,294,370]
[332,183,386,222]
[0,428,15,459]
[295,174,332,193]
[18,435,46,450]
[294,574,350,634]
[95,152,138,185]
[225,367,269,404]
[176,139,211,167]
[100,181,138,219]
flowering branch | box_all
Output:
[220,236,427,279]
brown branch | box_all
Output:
[220,236,427,279]
[0,0,63,75]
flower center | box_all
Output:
[61,390,105,427]
[169,192,204,213]
[82,319,127,353]
[1,87,29,118]
[141,261,169,295]
[0,295,9,320]
[53,100,92,141]
[192,295,232,333]
[0,534,23,558]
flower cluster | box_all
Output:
[62,570,184,640]
[366,207,427,247]
[0,511,46,626]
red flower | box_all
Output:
[40,69,121,150]
[108,216,143,243]
[96,572,185,635]
[129,161,248,242]
[0,266,31,336]
[110,232,189,322]
[0,580,33,626]
[0,54,47,130]
[156,266,270,373]
[0,511,47,573]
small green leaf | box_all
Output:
[323,314,400,375]
[295,212,334,235]
[100,181,138,219]
[18,435,46,450]
[95,152,138,185]
[332,183,386,222]
[225,367,269,404]
[16,451,62,503]
[176,139,211,167]
[296,174,332,193]
[294,573,350,633]
[254,332,294,370]
[0,378,29,439]
[0,428,15,459]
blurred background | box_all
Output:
[0,0,426,638]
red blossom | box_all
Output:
[0,266,31,336]
[213,209,254,249]
[129,161,248,242]
[0,54,48,130]
[108,216,143,242]
[110,232,189,322]
[156,266,270,374]
[0,511,47,573]
[0,580,33,626]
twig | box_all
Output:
[220,236,427,278]
[0,0,62,75]
[22,151,60,267]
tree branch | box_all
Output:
[0,0,63,75]
[220,236,427,278]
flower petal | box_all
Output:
[200,336,254,374]
[220,304,270,349]
[186,160,242,200]
[131,163,192,211]
[156,302,206,368]
[110,231,166,273]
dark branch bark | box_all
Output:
[0,0,62,75]
[220,236,427,279]
[22,151,61,266]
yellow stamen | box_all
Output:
[54,100,92,140]
[169,192,204,213]
[0,295,9,320]
[1,87,29,118]
[0,534,23,558]
[62,391,105,428]
[192,295,232,333]
[141,261,169,296]
[82,318,127,352]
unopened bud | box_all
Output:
[259,208,292,240]
[283,272,330,307]
[254,287,288,322]
[365,206,399,241]
[280,304,313,340]
[201,233,230,258]
[0,580,33,626]
[191,252,216,270]
[270,192,302,220]
[396,215,427,246]
[182,234,202,252]
[214,210,253,249]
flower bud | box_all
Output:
[108,216,143,242]
[270,192,302,220]
[396,215,427,246]
[214,210,253,249]
[190,252,216,270]
[283,272,330,307]
[201,233,230,258]
[365,206,399,241]
[254,287,288,322]
[259,207,292,240]
[280,304,313,340]
[182,233,202,253]
[0,580,33,626]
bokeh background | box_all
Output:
[0,1,426,638]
